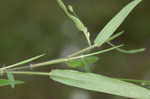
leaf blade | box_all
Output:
[81,58,91,72]
[50,69,150,99]
[6,71,15,88]
[107,42,145,54]
[66,56,99,68]
[105,31,124,42]
[94,0,142,47]
[0,79,24,87]
[5,54,45,69]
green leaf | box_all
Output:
[107,42,145,54]
[50,69,150,99]
[81,44,123,57]
[6,71,15,88]
[94,0,142,47]
[115,78,150,85]
[4,54,45,70]
[66,56,99,68]
[81,58,91,72]
[68,5,74,13]
[57,0,91,46]
[0,79,24,87]
[105,31,124,42]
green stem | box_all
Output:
[0,44,95,72]
[10,71,50,76]
[11,45,122,70]
[0,45,95,71]
[68,45,96,57]
[0,54,45,71]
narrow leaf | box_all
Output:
[50,69,150,99]
[107,42,145,54]
[94,0,142,47]
[4,54,45,69]
[105,31,124,42]
[66,56,99,68]
[116,78,150,85]
[0,79,23,87]
[6,71,15,88]
[81,44,123,57]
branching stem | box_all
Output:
[10,45,122,71]
[68,45,96,57]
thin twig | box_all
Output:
[10,45,122,71]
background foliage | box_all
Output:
[0,0,150,99]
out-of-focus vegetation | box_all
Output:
[0,0,150,99]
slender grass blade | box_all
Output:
[94,0,142,47]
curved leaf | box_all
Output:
[107,42,145,54]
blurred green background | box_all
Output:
[0,0,150,99]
